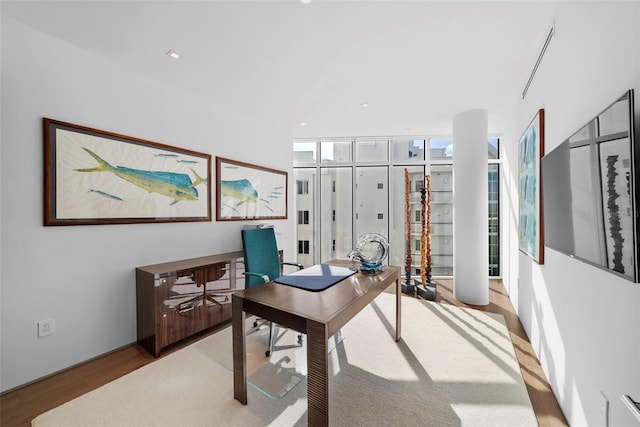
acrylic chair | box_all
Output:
[241,227,304,356]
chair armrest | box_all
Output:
[282,261,304,271]
[243,272,270,283]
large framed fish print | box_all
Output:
[518,109,544,264]
[216,157,287,221]
[44,118,212,225]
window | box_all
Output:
[356,139,388,162]
[298,210,309,225]
[391,138,425,162]
[430,164,453,276]
[297,180,309,195]
[355,166,388,241]
[321,140,351,163]
[320,167,352,262]
[294,168,315,262]
[429,138,453,161]
[488,164,500,275]
[293,137,500,277]
[298,240,310,254]
[488,137,499,160]
[293,142,317,163]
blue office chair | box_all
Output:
[241,227,304,357]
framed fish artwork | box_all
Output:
[44,118,212,225]
[518,109,544,264]
[216,157,288,221]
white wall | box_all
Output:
[0,16,293,392]
[503,2,640,426]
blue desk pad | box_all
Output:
[274,264,358,292]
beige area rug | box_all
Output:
[32,293,537,427]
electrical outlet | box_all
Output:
[599,391,609,426]
[38,319,54,338]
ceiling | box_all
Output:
[2,0,557,138]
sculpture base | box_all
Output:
[401,279,416,296]
[416,280,437,301]
[359,260,384,273]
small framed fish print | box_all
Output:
[44,118,212,225]
[216,157,288,221]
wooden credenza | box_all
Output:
[135,251,245,357]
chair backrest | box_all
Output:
[241,227,282,289]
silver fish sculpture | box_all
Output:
[220,179,258,203]
[76,147,206,205]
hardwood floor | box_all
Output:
[435,279,568,427]
[1,279,567,427]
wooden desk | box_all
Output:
[232,259,401,427]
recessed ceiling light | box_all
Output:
[299,122,308,126]
[166,50,181,60]
[300,0,312,4]
[360,102,369,108]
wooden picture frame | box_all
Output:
[518,109,545,264]
[44,118,212,225]
[216,157,287,221]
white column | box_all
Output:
[452,109,489,305]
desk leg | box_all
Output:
[232,296,247,404]
[395,277,402,342]
[307,319,329,427]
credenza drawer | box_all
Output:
[136,251,244,357]
[161,302,231,348]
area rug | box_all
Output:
[32,293,537,427]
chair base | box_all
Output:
[251,317,303,357]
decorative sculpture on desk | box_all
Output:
[347,233,389,273]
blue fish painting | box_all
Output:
[76,147,206,205]
[220,179,258,204]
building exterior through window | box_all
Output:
[293,137,500,277]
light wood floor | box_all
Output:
[1,279,567,427]
[435,279,568,427]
